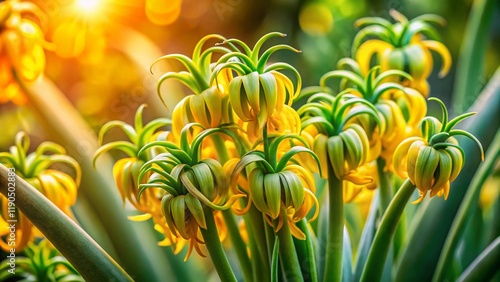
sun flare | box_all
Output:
[76,0,101,13]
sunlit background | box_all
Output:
[1,0,499,149]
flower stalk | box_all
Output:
[323,167,343,282]
[200,208,237,282]
[360,179,416,282]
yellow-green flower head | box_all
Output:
[0,239,82,281]
[322,60,427,167]
[210,32,302,130]
[94,105,171,215]
[298,90,380,184]
[138,123,243,259]
[353,10,452,96]
[153,34,235,137]
[93,105,182,250]
[0,132,81,252]
[393,98,484,203]
[230,134,320,239]
[0,0,48,105]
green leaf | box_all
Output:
[353,191,380,282]
[452,0,496,114]
[456,238,500,282]
[342,227,353,282]
[271,236,280,282]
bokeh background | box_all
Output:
[1,0,499,149]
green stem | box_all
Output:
[433,130,500,282]
[248,205,271,276]
[221,211,253,282]
[0,164,132,281]
[200,209,237,282]
[360,179,416,282]
[323,166,343,282]
[457,237,500,282]
[211,134,231,164]
[297,219,318,282]
[277,218,304,282]
[263,124,270,161]
[211,134,252,281]
[376,158,392,213]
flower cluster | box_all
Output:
[94,10,483,282]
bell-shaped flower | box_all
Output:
[137,123,244,259]
[230,134,320,239]
[352,9,451,96]
[298,90,380,186]
[210,32,302,130]
[393,98,484,203]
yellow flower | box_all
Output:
[0,132,80,252]
[211,32,302,129]
[343,161,378,203]
[298,90,380,185]
[322,60,427,168]
[153,34,235,140]
[393,98,484,203]
[138,123,243,259]
[241,104,302,145]
[93,105,178,249]
[353,10,451,96]
[0,0,48,105]
[230,134,320,239]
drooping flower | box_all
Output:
[353,10,451,96]
[298,90,380,185]
[153,34,235,141]
[229,134,320,239]
[93,105,178,248]
[0,0,48,105]
[138,123,243,259]
[211,32,302,130]
[0,132,80,252]
[393,98,484,203]
[322,59,427,168]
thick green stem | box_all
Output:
[433,130,500,282]
[200,209,237,282]
[323,166,343,282]
[297,219,318,282]
[0,165,132,281]
[376,158,392,212]
[277,218,304,282]
[360,179,416,282]
[221,211,253,281]
[457,237,500,282]
[211,134,252,281]
[248,205,271,276]
[212,134,231,164]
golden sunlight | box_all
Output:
[76,0,101,13]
